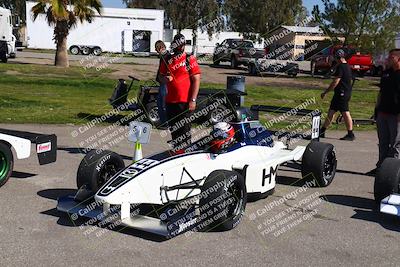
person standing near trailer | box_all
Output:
[320,49,356,141]
[159,34,201,153]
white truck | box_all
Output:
[0,6,16,62]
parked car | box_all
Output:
[310,46,373,77]
[213,39,265,68]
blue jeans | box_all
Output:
[157,84,167,125]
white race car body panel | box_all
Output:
[0,133,31,159]
[95,141,305,206]
[380,194,400,216]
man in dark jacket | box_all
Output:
[375,49,400,168]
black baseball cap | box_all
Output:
[171,33,186,49]
[335,49,346,59]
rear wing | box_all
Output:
[0,129,57,165]
[250,105,321,141]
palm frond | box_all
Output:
[50,0,69,19]
[31,0,49,21]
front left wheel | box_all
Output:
[0,143,13,187]
[199,170,247,231]
[301,141,337,187]
[77,149,125,192]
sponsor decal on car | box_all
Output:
[37,142,52,153]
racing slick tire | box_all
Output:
[301,141,337,187]
[374,158,400,203]
[199,170,247,231]
[77,150,125,192]
[0,143,13,187]
[69,46,80,55]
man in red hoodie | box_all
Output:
[159,34,201,152]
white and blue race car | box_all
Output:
[374,158,400,216]
[57,106,337,238]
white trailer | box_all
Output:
[0,6,16,62]
[25,1,164,55]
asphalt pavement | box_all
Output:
[0,123,398,266]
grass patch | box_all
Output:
[0,62,379,130]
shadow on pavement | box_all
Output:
[57,147,133,161]
[37,188,168,242]
[321,194,400,232]
[11,171,37,179]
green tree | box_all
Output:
[224,0,304,40]
[313,0,400,53]
[122,0,162,9]
[0,0,26,23]
[31,0,102,68]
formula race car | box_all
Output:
[0,129,57,187]
[57,106,337,238]
[374,158,400,216]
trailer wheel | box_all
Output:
[301,141,337,187]
[69,46,80,55]
[77,150,125,192]
[145,102,161,128]
[93,46,102,56]
[81,46,91,55]
[0,143,13,187]
[374,158,400,203]
[199,170,247,231]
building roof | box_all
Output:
[282,26,323,34]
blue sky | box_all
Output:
[101,0,331,13]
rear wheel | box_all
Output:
[374,158,400,203]
[0,143,13,187]
[301,141,337,187]
[199,170,247,231]
[77,150,125,192]
[145,102,161,128]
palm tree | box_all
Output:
[31,0,102,67]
